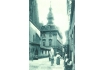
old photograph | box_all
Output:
[29,0,75,70]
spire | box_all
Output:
[49,1,52,11]
[47,1,54,24]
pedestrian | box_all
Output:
[50,47,54,66]
[64,54,72,70]
[48,50,51,61]
[56,52,61,65]
[64,54,67,66]
[50,54,54,66]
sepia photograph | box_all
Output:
[29,0,75,70]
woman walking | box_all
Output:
[56,52,61,65]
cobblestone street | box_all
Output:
[29,58,64,70]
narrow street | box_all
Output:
[29,58,64,70]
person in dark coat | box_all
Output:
[50,55,54,66]
[56,52,61,65]
[48,50,51,61]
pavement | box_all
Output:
[29,57,65,70]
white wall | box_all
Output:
[29,21,40,42]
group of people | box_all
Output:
[64,54,73,70]
[49,47,61,66]
[48,47,73,70]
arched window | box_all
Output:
[42,39,46,46]
[49,39,52,46]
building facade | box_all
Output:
[40,4,63,56]
[29,0,43,60]
[29,22,41,60]
[64,30,70,58]
[66,0,75,70]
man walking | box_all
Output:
[49,47,54,66]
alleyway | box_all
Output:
[29,58,64,70]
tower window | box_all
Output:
[49,39,52,46]
[43,41,45,46]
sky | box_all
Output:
[37,0,69,44]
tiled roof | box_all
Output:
[40,24,58,31]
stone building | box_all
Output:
[64,30,70,57]
[66,0,75,70]
[29,22,41,60]
[40,4,63,56]
[29,0,43,60]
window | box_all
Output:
[49,42,51,46]
[42,33,45,38]
[49,32,52,37]
[33,35,35,42]
[42,39,46,41]
[45,51,47,54]
[41,33,42,36]
[42,50,43,54]
[49,39,52,46]
[36,33,40,42]
[42,39,46,46]
[43,41,45,46]
[29,0,34,21]
[72,34,73,38]
[31,48,34,52]
[33,48,34,52]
